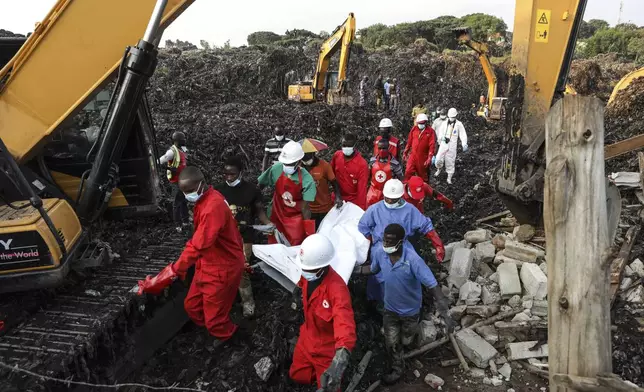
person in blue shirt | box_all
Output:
[355,223,454,385]
[358,179,445,303]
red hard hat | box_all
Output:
[407,176,425,200]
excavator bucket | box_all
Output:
[452,27,473,43]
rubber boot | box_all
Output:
[239,284,255,318]
[447,173,453,184]
[434,168,441,177]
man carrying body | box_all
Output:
[403,175,453,213]
[262,127,293,172]
[358,179,445,303]
[402,113,436,182]
[159,131,189,232]
[258,141,316,246]
[435,108,468,185]
[216,156,272,318]
[354,224,455,384]
[372,118,400,161]
[367,139,403,208]
[302,151,343,228]
[290,234,356,391]
[138,167,245,348]
[330,133,368,211]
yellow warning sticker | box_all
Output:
[535,9,551,43]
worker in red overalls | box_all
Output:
[290,234,356,391]
[373,118,400,161]
[159,131,189,232]
[403,175,454,213]
[403,113,436,182]
[258,141,316,245]
[367,139,404,207]
[331,133,369,211]
[138,167,245,348]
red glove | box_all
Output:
[137,263,183,295]
[424,155,434,168]
[425,230,445,262]
[435,193,454,210]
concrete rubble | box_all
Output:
[498,263,522,298]
[520,263,548,300]
[254,357,274,381]
[424,373,445,389]
[448,248,474,288]
[475,241,497,263]
[464,229,492,244]
[455,328,499,368]
[506,341,549,360]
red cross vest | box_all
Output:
[366,159,393,207]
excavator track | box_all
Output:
[0,239,187,391]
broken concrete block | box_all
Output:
[470,368,486,378]
[531,300,548,317]
[626,286,644,303]
[448,248,474,288]
[465,228,492,244]
[476,325,499,345]
[520,263,548,300]
[495,355,508,365]
[482,285,502,305]
[620,277,633,291]
[492,233,510,250]
[624,264,635,277]
[417,320,438,346]
[479,263,495,279]
[512,312,532,322]
[467,305,500,318]
[539,262,548,277]
[483,376,503,386]
[506,341,548,360]
[444,240,467,262]
[455,328,498,368]
[475,276,488,285]
[494,251,524,267]
[448,304,467,321]
[460,281,482,302]
[522,299,533,310]
[500,216,518,227]
[504,241,544,263]
[498,363,512,380]
[475,241,497,263]
[513,224,535,242]
[498,263,522,298]
[424,373,445,389]
[629,258,644,278]
[413,369,421,378]
[461,314,480,328]
[489,272,499,283]
[254,357,275,381]
[507,295,522,308]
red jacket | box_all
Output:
[298,267,356,356]
[403,125,436,166]
[331,150,368,210]
[373,135,400,160]
[402,182,453,213]
[174,187,245,273]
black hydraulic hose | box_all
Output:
[86,46,131,162]
[0,192,30,210]
[75,169,91,205]
[0,137,66,260]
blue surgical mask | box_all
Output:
[301,270,321,282]
[383,240,402,254]
[342,147,354,156]
[384,199,405,209]
[283,165,297,175]
[184,181,204,203]
[226,176,241,187]
[418,123,426,130]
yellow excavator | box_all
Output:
[0,0,195,293]
[287,13,356,104]
[608,66,644,105]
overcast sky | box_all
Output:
[1,0,640,47]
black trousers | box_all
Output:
[172,185,189,225]
[383,310,419,372]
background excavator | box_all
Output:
[0,0,195,294]
[288,13,356,104]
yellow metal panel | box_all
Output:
[50,170,128,207]
[535,9,551,43]
[0,0,194,163]
[0,199,58,227]
[608,67,644,105]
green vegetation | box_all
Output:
[577,21,644,63]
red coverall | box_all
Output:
[366,158,394,207]
[403,125,436,181]
[373,135,400,160]
[403,181,453,213]
[173,187,245,340]
[330,150,368,211]
[289,267,357,388]
[271,169,307,246]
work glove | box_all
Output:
[428,286,456,334]
[425,230,445,263]
[137,263,183,295]
[462,144,468,152]
[431,155,436,166]
[435,193,454,210]
[319,348,351,391]
[335,197,344,209]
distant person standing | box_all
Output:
[159,131,189,232]
[262,127,293,172]
[389,78,400,113]
[374,75,384,110]
[411,99,427,125]
[359,75,369,107]
[383,78,392,111]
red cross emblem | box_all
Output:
[375,170,387,183]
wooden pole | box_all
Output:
[543,95,612,392]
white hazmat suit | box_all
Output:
[435,115,467,184]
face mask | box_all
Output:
[383,240,402,254]
[342,147,354,156]
[275,135,285,141]
[418,123,426,130]
[440,115,447,120]
[226,176,241,187]
[384,199,405,209]
[378,150,389,159]
[184,181,203,203]
[283,165,297,175]
[301,270,321,282]
[303,158,314,166]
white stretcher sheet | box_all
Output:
[252,202,369,285]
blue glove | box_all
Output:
[431,156,436,166]
[462,144,468,152]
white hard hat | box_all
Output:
[448,108,458,118]
[379,118,393,128]
[383,179,404,199]
[297,234,335,270]
[278,140,305,164]
[416,113,429,123]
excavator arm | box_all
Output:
[454,28,497,110]
[608,66,644,106]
